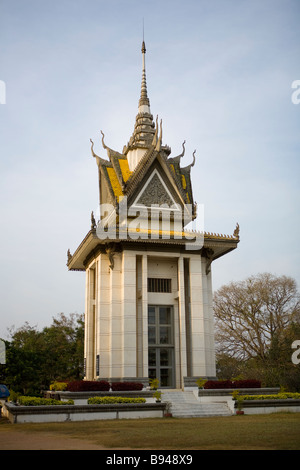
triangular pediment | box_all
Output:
[131,168,181,212]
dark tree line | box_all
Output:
[0,313,84,395]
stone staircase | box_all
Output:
[161,390,232,418]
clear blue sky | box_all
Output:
[0,0,299,338]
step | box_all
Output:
[161,390,232,418]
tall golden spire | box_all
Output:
[123,40,156,160]
[139,40,150,110]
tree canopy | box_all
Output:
[0,313,84,395]
[214,273,300,390]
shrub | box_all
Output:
[204,380,233,389]
[66,380,110,392]
[149,378,159,390]
[50,381,68,391]
[204,379,261,389]
[238,392,300,401]
[196,378,207,388]
[232,380,261,389]
[18,396,74,406]
[111,382,143,391]
[88,396,146,404]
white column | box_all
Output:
[98,253,111,379]
[177,255,187,386]
[84,268,90,379]
[201,265,216,377]
[84,266,96,380]
[109,253,122,378]
[122,250,137,378]
[141,254,148,377]
[189,254,206,376]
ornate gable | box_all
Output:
[133,169,177,208]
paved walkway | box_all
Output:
[0,428,107,450]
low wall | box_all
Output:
[198,387,280,398]
[237,399,300,415]
[47,390,155,405]
[197,388,300,415]
[4,402,166,424]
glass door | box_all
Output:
[148,306,174,388]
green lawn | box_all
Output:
[1,413,300,450]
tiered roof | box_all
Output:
[67,41,240,271]
[90,41,196,217]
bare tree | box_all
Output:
[213,273,300,361]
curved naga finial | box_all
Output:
[67,249,72,264]
[181,140,186,157]
[171,140,186,163]
[181,149,196,171]
[90,138,103,167]
[152,115,159,146]
[91,211,96,229]
[233,222,240,239]
[100,130,108,150]
[192,149,196,167]
[155,119,163,151]
[90,138,98,158]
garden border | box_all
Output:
[198,387,280,397]
[47,390,154,405]
[3,402,167,424]
[235,398,300,415]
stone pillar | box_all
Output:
[84,265,96,380]
[122,250,137,378]
[141,254,148,378]
[177,255,187,386]
[189,254,206,376]
[97,253,111,379]
[201,264,216,377]
[109,253,122,378]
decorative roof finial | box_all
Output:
[142,17,146,53]
[139,34,150,110]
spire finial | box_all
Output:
[139,25,150,111]
[141,21,146,53]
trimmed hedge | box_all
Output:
[233,380,261,389]
[111,382,143,391]
[66,380,110,392]
[50,381,68,391]
[88,396,146,404]
[66,380,144,392]
[204,379,261,389]
[204,380,232,389]
[18,396,74,406]
[238,392,300,401]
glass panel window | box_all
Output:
[159,307,171,325]
[160,348,172,366]
[148,348,156,367]
[160,326,171,344]
[148,326,156,344]
[160,368,172,387]
[148,305,174,388]
[148,368,157,381]
[148,306,156,324]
